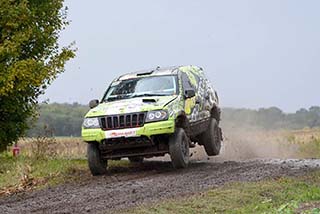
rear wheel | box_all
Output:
[169,128,190,169]
[129,156,144,163]
[199,118,221,156]
[87,143,107,176]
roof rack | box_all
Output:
[136,71,154,76]
[136,66,161,76]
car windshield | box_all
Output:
[103,75,177,102]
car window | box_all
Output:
[103,75,177,102]
[181,72,195,90]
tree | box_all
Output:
[0,0,75,152]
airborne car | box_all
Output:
[82,65,222,175]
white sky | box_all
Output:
[42,0,320,112]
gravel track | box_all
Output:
[1,158,319,214]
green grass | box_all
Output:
[127,171,320,214]
[0,153,88,190]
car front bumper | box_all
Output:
[82,120,175,143]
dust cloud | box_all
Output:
[191,127,301,162]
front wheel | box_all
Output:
[169,128,190,169]
[87,143,107,176]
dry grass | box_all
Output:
[18,137,86,159]
[286,129,320,158]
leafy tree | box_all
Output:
[0,0,75,152]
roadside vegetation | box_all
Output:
[0,154,87,195]
[0,136,130,196]
[0,136,87,196]
[128,171,320,214]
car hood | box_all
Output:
[85,95,178,117]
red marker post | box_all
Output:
[12,143,20,157]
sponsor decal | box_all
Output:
[105,128,139,139]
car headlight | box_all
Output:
[145,110,168,123]
[83,117,100,129]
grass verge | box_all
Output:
[127,171,320,214]
[0,153,88,195]
[0,151,132,197]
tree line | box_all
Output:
[27,103,88,137]
[222,106,320,130]
[26,103,320,137]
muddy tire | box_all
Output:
[200,118,221,156]
[169,128,190,169]
[129,156,144,163]
[87,143,107,176]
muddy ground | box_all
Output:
[0,157,319,214]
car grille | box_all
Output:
[100,112,147,130]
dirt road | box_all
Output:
[1,158,319,214]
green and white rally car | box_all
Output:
[82,65,222,175]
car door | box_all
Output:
[182,67,213,122]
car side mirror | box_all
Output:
[89,99,99,109]
[184,89,196,99]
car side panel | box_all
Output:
[180,67,213,123]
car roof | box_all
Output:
[117,65,202,81]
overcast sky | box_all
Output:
[42,0,320,112]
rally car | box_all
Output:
[82,65,222,175]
